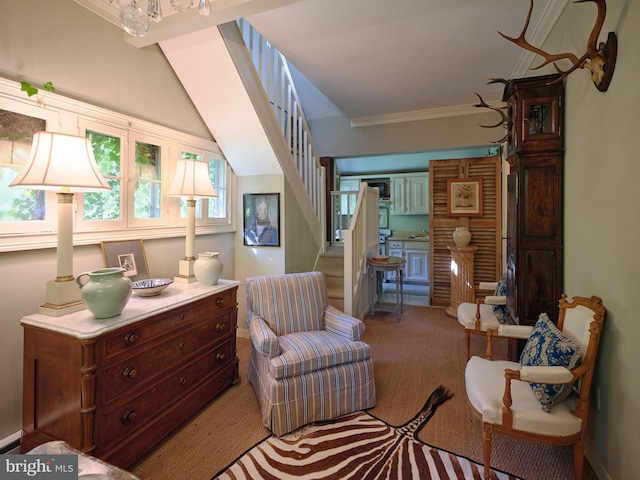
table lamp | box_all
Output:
[166,159,218,283]
[10,132,111,316]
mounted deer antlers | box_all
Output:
[499,0,617,91]
[473,92,508,144]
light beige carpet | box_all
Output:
[130,305,596,480]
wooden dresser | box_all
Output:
[20,280,240,468]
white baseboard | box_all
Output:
[237,327,249,339]
[585,441,612,480]
[0,431,21,453]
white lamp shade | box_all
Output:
[166,159,218,198]
[9,132,111,192]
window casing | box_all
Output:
[0,78,235,252]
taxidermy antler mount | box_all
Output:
[500,0,617,91]
[473,90,509,143]
[473,87,509,144]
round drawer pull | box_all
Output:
[179,342,186,350]
[123,332,138,346]
[179,377,187,385]
[216,323,226,333]
[216,298,225,307]
[121,410,137,425]
[216,352,226,362]
[122,367,138,380]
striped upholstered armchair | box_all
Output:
[245,271,376,436]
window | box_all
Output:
[0,99,58,235]
[0,79,234,252]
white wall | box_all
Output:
[0,0,211,140]
[0,0,229,443]
[234,174,286,331]
[560,1,640,478]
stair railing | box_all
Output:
[329,190,358,246]
[343,183,380,317]
[237,19,324,222]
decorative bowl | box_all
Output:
[131,278,173,297]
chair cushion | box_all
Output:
[519,313,582,412]
[269,331,371,380]
[492,275,509,324]
[465,356,582,436]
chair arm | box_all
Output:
[520,365,574,384]
[324,305,365,341]
[483,295,506,305]
[497,325,534,339]
[247,312,280,357]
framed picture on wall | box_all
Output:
[447,178,483,217]
[243,193,280,247]
[101,239,149,281]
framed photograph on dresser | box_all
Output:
[101,239,149,281]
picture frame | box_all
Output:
[447,178,484,217]
[101,239,149,281]
[243,193,280,247]
[379,206,389,229]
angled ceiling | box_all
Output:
[76,0,568,126]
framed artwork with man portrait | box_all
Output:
[243,193,280,247]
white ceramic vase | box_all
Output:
[193,251,223,286]
[453,226,472,247]
[76,267,132,319]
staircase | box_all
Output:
[314,248,346,311]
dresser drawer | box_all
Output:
[102,289,236,359]
[98,339,236,450]
[100,314,234,405]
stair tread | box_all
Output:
[319,270,343,277]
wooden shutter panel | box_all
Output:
[429,156,501,307]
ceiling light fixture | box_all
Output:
[111,0,212,37]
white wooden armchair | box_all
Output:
[465,294,605,480]
[245,272,376,436]
[457,274,508,359]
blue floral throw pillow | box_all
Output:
[519,313,582,412]
[493,274,509,324]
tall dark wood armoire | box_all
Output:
[505,74,564,326]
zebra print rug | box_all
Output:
[213,386,521,480]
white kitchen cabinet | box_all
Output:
[404,241,429,283]
[390,174,429,214]
[386,240,429,284]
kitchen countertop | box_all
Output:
[387,233,429,242]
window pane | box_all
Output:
[208,158,226,219]
[134,141,161,219]
[84,177,120,220]
[0,110,46,221]
[85,131,121,220]
[134,181,161,218]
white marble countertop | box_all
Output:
[20,279,242,340]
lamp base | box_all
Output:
[174,258,197,284]
[38,279,86,317]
